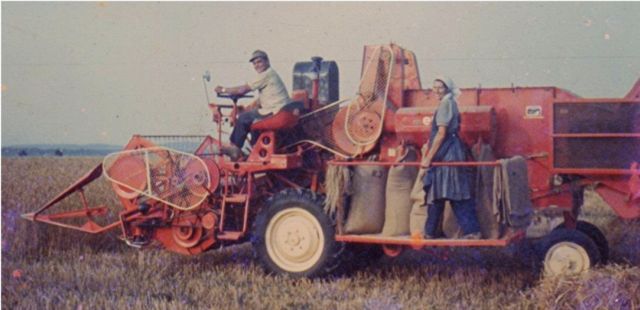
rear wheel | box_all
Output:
[540,228,601,277]
[252,189,346,277]
[553,220,609,264]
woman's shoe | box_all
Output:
[461,232,481,240]
[410,231,436,240]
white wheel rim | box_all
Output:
[265,207,324,273]
[544,241,591,277]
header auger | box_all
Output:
[23,44,640,277]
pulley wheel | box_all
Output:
[331,108,375,156]
[171,214,203,248]
[347,110,382,143]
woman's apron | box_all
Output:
[422,108,473,204]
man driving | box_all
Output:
[215,50,292,160]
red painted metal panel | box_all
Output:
[401,79,639,218]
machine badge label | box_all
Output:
[525,105,543,119]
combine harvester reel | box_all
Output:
[103,147,212,211]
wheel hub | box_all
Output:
[544,241,591,276]
[266,207,324,272]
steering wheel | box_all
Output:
[208,93,253,126]
[216,92,253,104]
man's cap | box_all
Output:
[249,50,268,62]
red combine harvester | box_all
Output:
[23,44,640,278]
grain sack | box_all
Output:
[409,168,427,235]
[382,147,419,236]
[343,165,388,234]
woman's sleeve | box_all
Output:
[435,98,454,126]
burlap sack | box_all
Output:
[382,148,419,236]
[409,168,427,235]
[343,165,388,234]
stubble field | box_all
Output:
[2,157,639,309]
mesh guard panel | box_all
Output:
[138,135,213,154]
[553,102,640,170]
[103,147,211,210]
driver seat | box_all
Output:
[245,101,305,162]
[250,101,304,131]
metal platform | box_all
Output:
[335,230,525,248]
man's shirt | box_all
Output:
[249,67,291,115]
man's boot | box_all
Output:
[221,145,244,161]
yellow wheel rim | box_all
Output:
[265,207,324,273]
[544,241,591,277]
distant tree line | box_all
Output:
[2,147,119,157]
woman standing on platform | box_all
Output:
[422,76,481,239]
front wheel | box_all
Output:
[252,189,345,278]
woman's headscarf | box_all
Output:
[434,75,461,99]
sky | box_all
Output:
[2,2,639,146]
